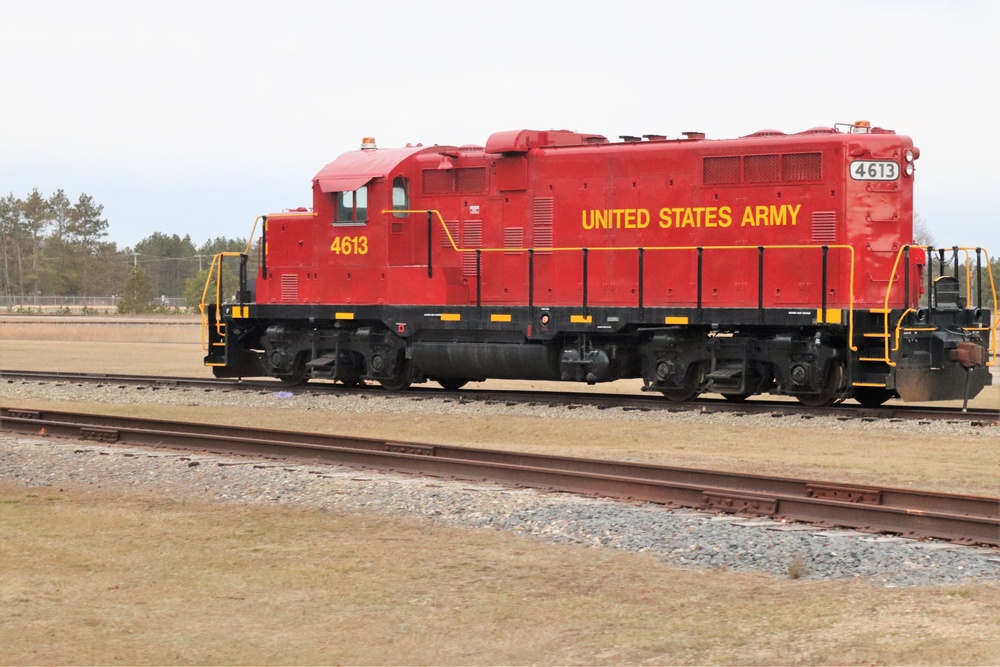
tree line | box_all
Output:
[1,189,253,313]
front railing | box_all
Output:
[199,217,270,351]
[882,245,998,367]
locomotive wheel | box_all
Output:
[437,379,469,391]
[853,386,894,408]
[795,362,843,408]
[379,377,411,391]
[278,369,309,386]
[378,360,412,391]
[660,389,699,402]
[796,393,834,408]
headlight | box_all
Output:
[905,163,915,176]
[905,149,914,162]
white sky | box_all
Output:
[2,0,998,252]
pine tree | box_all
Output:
[117,266,155,314]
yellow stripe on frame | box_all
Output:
[490,314,512,322]
[817,309,842,324]
[440,313,461,322]
[570,315,593,324]
[232,306,249,319]
[664,316,689,325]
[335,312,355,320]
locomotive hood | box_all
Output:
[314,144,454,192]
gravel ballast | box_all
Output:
[2,431,998,588]
[3,377,999,588]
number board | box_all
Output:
[849,160,899,181]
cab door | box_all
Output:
[321,183,384,304]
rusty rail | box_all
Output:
[2,370,998,424]
[2,407,998,546]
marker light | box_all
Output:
[852,120,871,134]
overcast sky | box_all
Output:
[2,0,998,253]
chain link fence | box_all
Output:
[1,295,187,313]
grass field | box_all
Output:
[2,317,999,665]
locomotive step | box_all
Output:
[704,365,744,382]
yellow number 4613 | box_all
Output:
[330,236,368,255]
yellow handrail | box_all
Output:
[199,214,282,351]
[199,250,247,351]
[884,245,998,367]
[385,208,858,349]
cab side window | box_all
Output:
[392,176,410,218]
[335,186,368,225]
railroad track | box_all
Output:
[2,369,998,424]
[2,406,998,546]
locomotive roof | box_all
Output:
[314,123,903,193]
[314,144,454,192]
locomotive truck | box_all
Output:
[202,121,997,407]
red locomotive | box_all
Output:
[203,121,997,406]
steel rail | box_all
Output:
[2,369,998,424]
[2,407,998,546]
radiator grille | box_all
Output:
[421,167,488,194]
[455,167,487,192]
[441,220,459,247]
[783,152,822,181]
[744,154,779,182]
[533,197,554,253]
[704,152,822,184]
[280,274,298,302]
[462,221,482,277]
[704,156,740,184]
[504,227,524,255]
[422,170,452,194]
[811,211,837,243]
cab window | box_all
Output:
[392,176,410,218]
[335,186,368,224]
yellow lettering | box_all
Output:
[704,207,716,228]
[624,209,636,228]
[756,206,769,226]
[330,235,368,255]
[719,206,732,227]
[658,207,673,228]
[770,205,786,226]
[788,203,800,225]
[692,207,705,227]
[584,204,778,233]
[637,208,650,228]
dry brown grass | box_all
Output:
[0,318,209,376]
[3,317,1000,665]
[0,316,202,344]
[2,483,999,666]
